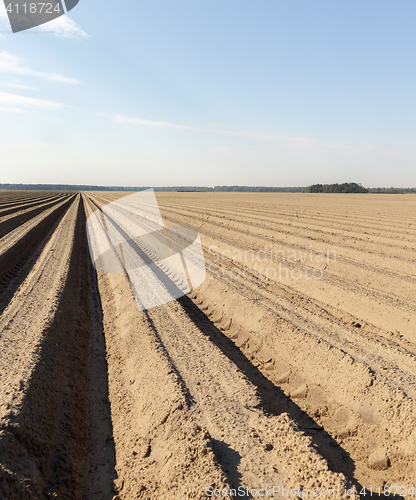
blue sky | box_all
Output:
[0,0,415,187]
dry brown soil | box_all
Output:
[1,191,415,499]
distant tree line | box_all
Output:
[368,187,416,194]
[0,183,305,192]
[212,186,304,192]
[305,183,369,193]
[0,183,147,191]
[1,183,415,193]
[305,183,416,194]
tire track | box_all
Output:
[0,195,68,240]
[158,203,416,265]
[157,209,416,316]
[155,195,416,240]
[0,194,116,499]
[152,192,416,490]
[0,194,66,219]
[0,194,75,312]
[87,192,355,499]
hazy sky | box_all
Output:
[0,1,415,187]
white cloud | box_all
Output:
[0,51,79,84]
[114,114,310,142]
[0,92,66,108]
[114,115,194,131]
[37,15,89,39]
[113,115,416,179]
[1,81,39,91]
[0,106,25,112]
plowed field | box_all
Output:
[1,191,415,499]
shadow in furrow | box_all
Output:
[86,215,118,500]
[178,294,365,494]
[0,193,64,218]
[212,440,252,499]
[0,196,65,240]
[0,195,75,316]
[0,196,117,499]
[142,308,195,408]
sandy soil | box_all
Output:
[0,192,115,498]
[1,191,415,499]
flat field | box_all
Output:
[1,191,415,499]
